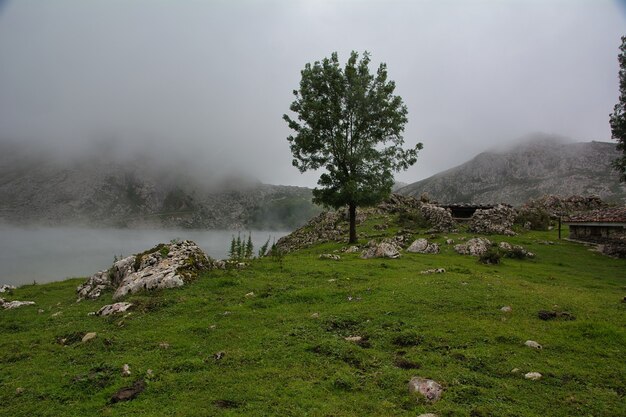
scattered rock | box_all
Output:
[0,298,35,309]
[445,239,454,245]
[511,368,520,373]
[82,332,97,343]
[420,268,446,274]
[319,254,341,261]
[344,336,363,343]
[344,246,360,253]
[38,309,44,314]
[122,364,131,377]
[245,292,255,297]
[96,302,133,316]
[310,312,320,318]
[417,414,438,417]
[110,379,146,403]
[524,340,542,349]
[158,342,170,349]
[408,377,443,403]
[51,311,62,317]
[15,387,24,395]
[213,351,225,361]
[454,238,492,256]
[524,372,542,380]
[77,240,211,301]
[538,310,575,321]
[500,306,512,313]
[146,369,153,378]
[360,242,401,259]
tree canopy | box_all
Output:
[284,51,422,243]
[610,36,626,182]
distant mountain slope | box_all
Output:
[0,143,319,229]
[397,137,626,206]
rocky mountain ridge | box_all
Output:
[0,143,319,230]
[398,137,626,206]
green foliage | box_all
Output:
[478,247,502,264]
[515,207,551,231]
[397,209,431,230]
[610,35,626,181]
[284,51,423,242]
[258,237,270,258]
[228,233,255,262]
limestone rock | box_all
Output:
[361,242,401,259]
[524,372,542,380]
[420,268,446,274]
[77,240,211,301]
[407,238,429,253]
[524,340,542,349]
[454,238,492,256]
[408,377,443,402]
[407,239,441,254]
[500,306,512,313]
[319,254,341,261]
[0,284,16,293]
[97,302,133,316]
[344,246,360,253]
[0,298,35,309]
[82,332,97,343]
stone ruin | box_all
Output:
[468,204,516,236]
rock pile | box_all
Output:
[468,204,516,235]
[77,240,211,301]
[420,203,457,233]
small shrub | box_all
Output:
[397,209,431,229]
[515,207,551,230]
[479,247,501,264]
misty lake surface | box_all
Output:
[0,225,289,286]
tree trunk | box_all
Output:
[348,202,357,244]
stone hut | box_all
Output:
[564,207,626,243]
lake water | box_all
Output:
[0,226,289,286]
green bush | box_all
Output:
[515,207,551,230]
[479,247,502,264]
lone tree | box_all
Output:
[284,51,422,243]
[610,36,626,182]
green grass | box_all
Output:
[1,228,625,416]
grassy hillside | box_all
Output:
[1,220,625,416]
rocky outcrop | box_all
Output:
[498,242,535,259]
[97,302,133,316]
[408,377,443,402]
[77,240,211,300]
[523,195,608,216]
[1,298,35,309]
[454,238,492,256]
[406,238,440,254]
[468,204,516,235]
[397,137,626,205]
[361,242,401,259]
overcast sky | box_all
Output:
[0,0,624,187]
